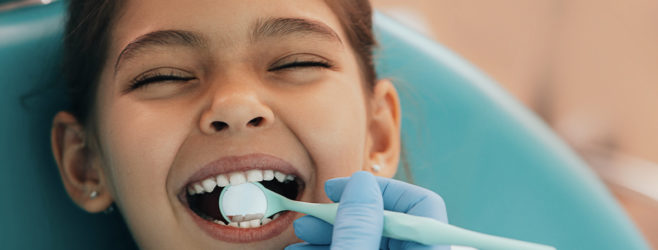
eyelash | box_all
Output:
[128,72,196,91]
[127,60,332,91]
[268,60,333,71]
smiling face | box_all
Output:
[51,0,401,249]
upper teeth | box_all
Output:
[187,170,296,195]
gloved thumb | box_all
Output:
[329,171,383,250]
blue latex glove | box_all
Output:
[285,171,449,250]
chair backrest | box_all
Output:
[0,1,136,249]
[0,1,649,249]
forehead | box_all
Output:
[110,0,347,58]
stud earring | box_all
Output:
[371,163,383,173]
[89,190,98,199]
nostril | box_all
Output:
[247,117,264,127]
[211,121,229,131]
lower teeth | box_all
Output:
[223,212,281,228]
[207,212,282,228]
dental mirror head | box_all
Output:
[219,182,267,223]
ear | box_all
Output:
[51,111,112,213]
[364,79,402,178]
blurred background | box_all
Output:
[372,0,657,247]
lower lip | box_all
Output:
[185,202,297,243]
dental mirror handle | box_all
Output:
[284,201,555,250]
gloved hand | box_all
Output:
[285,171,449,250]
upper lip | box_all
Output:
[179,153,303,195]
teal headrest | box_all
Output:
[0,2,135,248]
[0,1,649,249]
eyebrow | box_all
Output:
[114,18,342,74]
[114,30,206,73]
[252,17,343,44]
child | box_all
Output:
[50,0,447,249]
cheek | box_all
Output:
[96,94,195,227]
[278,76,369,202]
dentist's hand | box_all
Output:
[285,171,449,250]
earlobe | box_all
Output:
[51,112,113,213]
[364,79,401,178]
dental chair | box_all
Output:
[0,1,650,249]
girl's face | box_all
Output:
[53,0,401,249]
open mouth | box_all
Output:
[185,169,304,228]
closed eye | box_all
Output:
[126,69,196,93]
[268,60,333,72]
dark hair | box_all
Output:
[323,0,377,88]
[63,0,122,126]
[63,0,377,126]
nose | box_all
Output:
[199,86,274,135]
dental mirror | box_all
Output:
[218,183,267,223]
[217,182,553,249]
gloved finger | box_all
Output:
[380,182,450,249]
[293,215,333,245]
[380,178,447,223]
[324,177,349,202]
[285,242,329,250]
[325,176,447,222]
[330,171,384,249]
